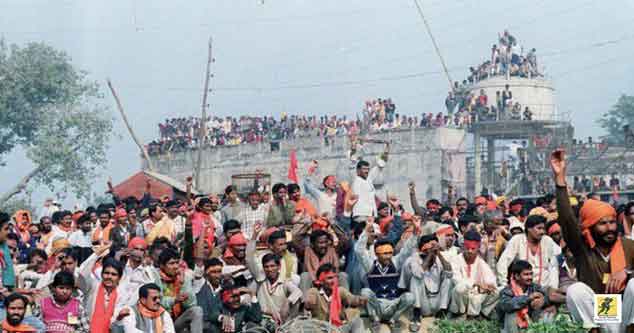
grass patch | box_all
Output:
[431,315,586,333]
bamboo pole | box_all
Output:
[107,79,155,171]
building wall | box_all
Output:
[148,127,467,210]
[470,77,556,120]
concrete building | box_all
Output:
[147,127,467,211]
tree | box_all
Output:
[597,94,634,144]
[0,41,113,202]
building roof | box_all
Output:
[112,170,199,200]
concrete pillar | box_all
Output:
[474,130,481,196]
[487,137,495,192]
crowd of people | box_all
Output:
[148,98,470,156]
[0,145,633,333]
[465,30,542,85]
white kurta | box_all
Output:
[449,255,498,316]
[496,234,561,289]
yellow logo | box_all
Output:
[594,294,621,324]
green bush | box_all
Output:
[431,319,499,333]
[431,315,586,333]
[526,315,586,333]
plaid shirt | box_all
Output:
[239,204,268,240]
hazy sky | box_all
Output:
[2,0,634,206]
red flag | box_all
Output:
[288,149,298,183]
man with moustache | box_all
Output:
[449,230,498,319]
[78,244,126,333]
[551,149,634,333]
[111,283,176,333]
[2,293,42,333]
[197,258,224,333]
[209,279,262,333]
[497,215,561,290]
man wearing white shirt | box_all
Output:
[46,210,74,255]
[111,283,176,333]
[351,151,388,221]
[496,215,561,290]
[68,215,93,249]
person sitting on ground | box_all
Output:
[34,271,87,333]
[254,253,302,330]
[78,244,126,333]
[150,247,203,333]
[355,220,417,333]
[497,260,549,333]
[209,278,263,333]
[550,149,634,332]
[2,293,43,333]
[304,263,368,333]
[111,283,175,333]
[497,214,561,290]
[300,229,349,291]
[197,258,223,333]
[399,234,453,329]
[449,230,498,320]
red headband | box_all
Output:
[228,233,247,246]
[221,289,241,304]
[464,240,480,250]
[547,223,561,236]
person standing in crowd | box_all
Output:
[550,149,634,332]
[303,164,338,219]
[119,237,154,306]
[92,207,113,246]
[304,263,368,333]
[0,213,17,291]
[221,186,244,223]
[266,183,296,227]
[237,191,267,240]
[68,214,93,250]
[111,283,176,333]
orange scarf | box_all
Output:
[510,279,529,329]
[1,320,37,333]
[579,199,626,287]
[138,301,165,333]
[295,197,318,218]
[160,269,183,318]
[92,223,112,243]
[317,272,343,327]
[90,283,118,333]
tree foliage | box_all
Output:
[0,41,113,201]
[597,94,634,144]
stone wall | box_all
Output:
[147,127,467,210]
